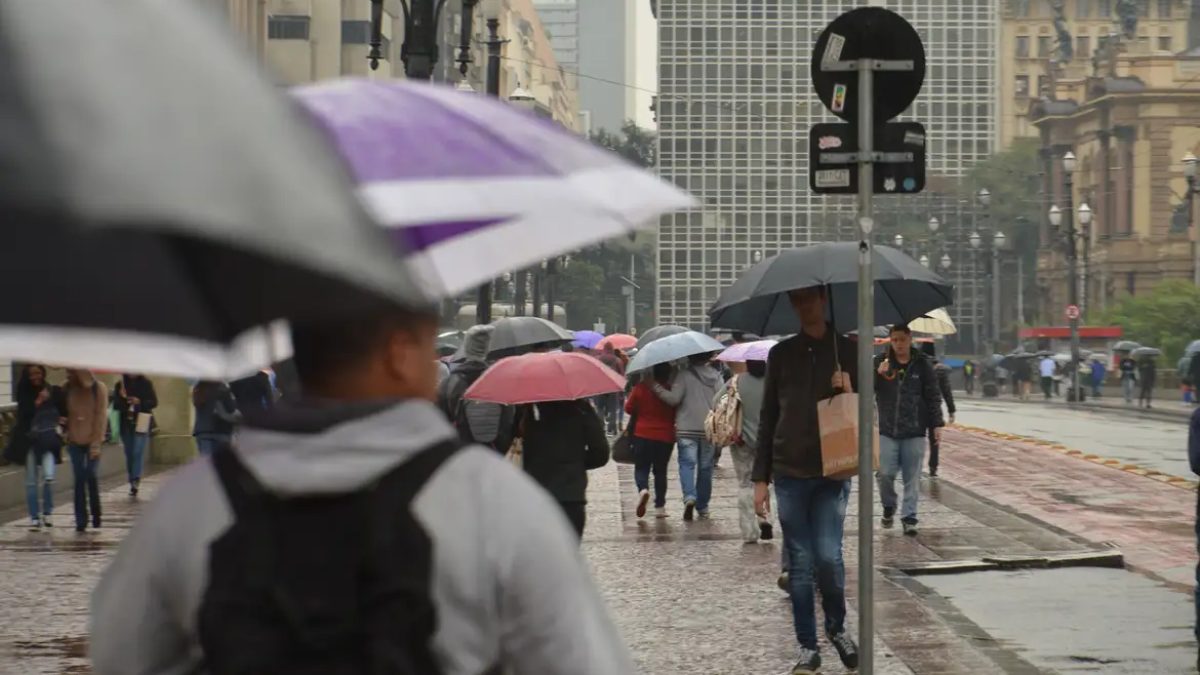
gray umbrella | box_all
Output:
[1112,341,1142,352]
[708,243,954,335]
[488,317,574,357]
[626,331,725,376]
[0,0,424,378]
[1130,347,1161,359]
[636,325,689,350]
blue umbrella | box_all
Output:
[571,330,604,350]
[625,331,725,376]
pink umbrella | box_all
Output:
[463,351,625,405]
[716,339,778,363]
[596,333,637,351]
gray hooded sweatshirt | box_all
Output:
[89,399,634,675]
[651,364,723,438]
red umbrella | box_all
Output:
[463,351,626,405]
[596,333,637,351]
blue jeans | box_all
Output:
[67,445,101,529]
[25,449,54,520]
[775,477,850,649]
[195,434,230,457]
[878,435,925,523]
[121,430,148,485]
[676,437,715,511]
[1122,377,1135,403]
[632,437,673,508]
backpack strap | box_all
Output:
[210,442,268,519]
[371,439,463,507]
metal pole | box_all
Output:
[626,254,636,334]
[1190,179,1198,286]
[1017,255,1025,325]
[1066,176,1081,401]
[474,16,503,326]
[991,248,1001,347]
[973,250,981,355]
[547,259,557,324]
[532,269,542,319]
[855,58,876,675]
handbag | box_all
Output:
[505,436,523,469]
[611,409,638,465]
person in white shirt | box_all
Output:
[1039,356,1057,400]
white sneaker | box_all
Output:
[28,518,40,531]
[41,516,52,528]
[635,489,650,519]
[655,507,669,518]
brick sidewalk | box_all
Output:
[938,427,1197,588]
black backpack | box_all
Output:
[197,440,462,675]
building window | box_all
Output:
[1037,74,1049,95]
[341,20,390,57]
[1138,0,1150,16]
[1077,35,1091,57]
[1077,0,1092,17]
[1158,0,1173,17]
[1016,35,1030,57]
[1015,74,1030,96]
[1037,35,1052,57]
[1012,0,1031,16]
[1158,35,1172,51]
[1099,0,1112,16]
[268,14,310,40]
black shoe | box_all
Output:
[92,520,101,529]
[777,571,790,593]
[75,525,86,533]
[881,506,895,528]
[791,647,821,674]
[683,500,695,521]
[759,521,774,540]
[929,468,938,478]
[903,520,919,536]
[830,632,859,669]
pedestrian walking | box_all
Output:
[721,358,773,543]
[192,381,239,456]
[651,354,723,521]
[1120,356,1138,404]
[625,363,677,519]
[1190,352,1200,406]
[1138,357,1157,409]
[752,287,859,674]
[437,325,516,453]
[113,374,157,497]
[962,359,976,396]
[920,343,955,478]
[230,369,276,415]
[4,365,64,530]
[595,344,626,434]
[63,369,107,533]
[876,325,944,536]
[1090,358,1107,398]
[1013,357,1033,401]
[91,308,635,675]
[516,399,610,539]
[1039,355,1056,400]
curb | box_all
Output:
[965,393,1193,424]
[954,424,1198,490]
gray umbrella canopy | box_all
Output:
[708,243,954,335]
[636,325,689,351]
[626,331,725,376]
[1130,347,1161,359]
[488,317,574,357]
[1112,341,1142,352]
[0,0,425,377]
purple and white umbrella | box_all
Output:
[293,79,696,297]
[716,339,778,363]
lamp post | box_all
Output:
[969,229,983,354]
[893,233,904,251]
[1184,152,1198,285]
[1077,202,1093,317]
[1051,150,1082,401]
[919,254,930,268]
[992,230,1006,347]
[977,186,992,353]
[369,0,460,80]
[940,253,952,271]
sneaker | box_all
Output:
[683,500,695,521]
[881,506,895,528]
[791,647,821,674]
[41,516,52,528]
[75,525,86,533]
[697,509,711,520]
[635,489,650,519]
[929,468,938,478]
[830,632,859,669]
[28,518,40,531]
[92,519,101,529]
[903,521,919,536]
[654,507,669,519]
[777,571,790,592]
[759,521,774,540]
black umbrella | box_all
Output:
[0,0,424,379]
[487,317,574,357]
[999,351,1038,370]
[636,325,689,350]
[708,243,954,335]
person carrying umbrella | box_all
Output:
[625,363,678,519]
[436,325,516,454]
[1039,355,1057,401]
[919,343,955,478]
[875,325,944,536]
[1120,354,1138,404]
[650,353,723,521]
[1138,356,1158,409]
[595,343,626,435]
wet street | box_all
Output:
[955,397,1192,479]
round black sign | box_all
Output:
[810,7,926,125]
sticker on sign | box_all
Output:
[1065,304,1080,320]
[823,33,846,64]
[818,135,843,150]
[815,169,851,188]
[831,83,847,112]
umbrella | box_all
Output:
[907,308,957,336]
[571,330,604,350]
[0,0,424,380]
[1131,347,1162,359]
[636,325,689,350]
[1186,340,1200,355]
[292,79,696,297]
[596,333,637,351]
[708,243,954,335]
[716,339,777,363]
[1112,341,1141,352]
[487,317,574,356]
[625,331,725,375]
[462,351,624,405]
[999,351,1037,370]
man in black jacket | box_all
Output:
[876,325,943,536]
[919,342,955,478]
[752,287,859,674]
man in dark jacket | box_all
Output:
[875,325,943,536]
[436,325,515,453]
[919,343,955,478]
[752,286,859,674]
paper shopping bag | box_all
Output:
[818,393,879,480]
[135,412,153,434]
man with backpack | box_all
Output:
[90,305,634,674]
[437,325,515,454]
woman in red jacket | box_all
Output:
[625,363,677,519]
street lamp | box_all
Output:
[1048,204,1062,228]
[928,216,939,234]
[894,233,904,249]
[1059,149,1082,401]
[455,79,476,92]
[509,86,536,111]
[977,187,991,207]
[919,254,930,268]
[1184,152,1199,285]
[940,253,952,270]
[991,231,1005,348]
[752,250,763,263]
[969,231,982,249]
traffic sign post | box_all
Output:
[810,8,926,673]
